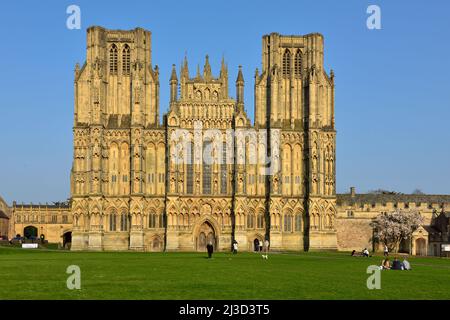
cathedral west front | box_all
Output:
[70,26,337,252]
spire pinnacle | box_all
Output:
[196,64,201,79]
[220,55,227,75]
[236,65,244,83]
[170,64,178,82]
[181,53,189,79]
[203,54,212,79]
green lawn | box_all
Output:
[1,247,449,300]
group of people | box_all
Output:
[254,239,270,259]
[206,238,270,259]
[380,257,411,270]
[350,244,412,270]
[351,248,371,257]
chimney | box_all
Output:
[350,187,356,197]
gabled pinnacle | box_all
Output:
[203,54,212,79]
[182,54,189,78]
[196,64,201,79]
[236,65,244,83]
[220,55,227,74]
[170,64,178,82]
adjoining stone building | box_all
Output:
[0,196,11,239]
[11,202,72,245]
[335,187,450,256]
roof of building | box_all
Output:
[13,203,70,209]
[336,193,450,205]
[0,210,10,219]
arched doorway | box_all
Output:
[63,232,72,248]
[152,237,162,252]
[254,238,261,252]
[24,226,38,239]
[196,221,216,252]
[415,238,427,256]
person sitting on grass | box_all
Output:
[402,258,411,270]
[381,258,391,270]
[362,248,370,257]
[351,250,356,256]
[391,257,402,270]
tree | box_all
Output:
[370,210,424,252]
[412,188,425,195]
[368,189,403,195]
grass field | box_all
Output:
[1,247,449,300]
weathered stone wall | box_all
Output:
[335,217,373,252]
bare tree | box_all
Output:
[412,188,425,195]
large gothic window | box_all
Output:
[282,49,291,77]
[294,50,302,77]
[202,140,212,194]
[122,44,130,75]
[220,142,227,194]
[187,142,194,194]
[109,44,118,74]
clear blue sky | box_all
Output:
[1,0,449,204]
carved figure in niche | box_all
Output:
[272,176,279,193]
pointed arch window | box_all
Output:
[122,44,130,75]
[247,214,255,229]
[282,49,291,77]
[257,214,264,229]
[294,50,302,77]
[149,213,156,228]
[220,142,227,194]
[187,142,194,194]
[158,214,165,228]
[109,44,118,74]
[109,213,117,231]
[202,140,212,194]
[295,214,302,231]
[284,214,293,232]
[120,214,128,231]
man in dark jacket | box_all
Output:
[391,257,402,270]
[206,241,214,258]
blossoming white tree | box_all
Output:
[370,210,424,252]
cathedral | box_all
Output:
[70,26,337,252]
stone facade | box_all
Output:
[0,196,10,239]
[10,202,72,244]
[336,188,450,256]
[70,27,337,252]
